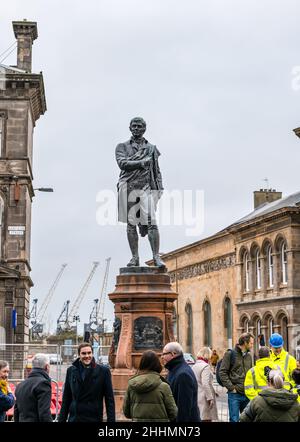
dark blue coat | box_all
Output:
[58,358,115,422]
[0,389,14,422]
[166,354,200,422]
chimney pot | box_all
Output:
[253,189,282,209]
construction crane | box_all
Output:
[98,257,111,325]
[67,261,100,326]
[29,298,38,327]
[56,300,70,333]
[31,264,68,337]
[88,258,111,338]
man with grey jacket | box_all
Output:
[219,332,254,422]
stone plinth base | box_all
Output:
[108,266,178,420]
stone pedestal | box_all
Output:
[108,266,178,419]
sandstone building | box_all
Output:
[0,20,46,345]
[163,189,300,359]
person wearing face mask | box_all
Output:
[269,333,297,389]
[0,360,14,422]
[58,342,115,422]
[14,354,52,422]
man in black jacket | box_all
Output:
[162,342,200,422]
[14,353,52,422]
[58,342,115,422]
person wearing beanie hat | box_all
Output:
[269,333,297,389]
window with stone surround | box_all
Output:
[185,302,193,354]
[0,111,7,157]
[243,251,250,292]
[0,115,4,156]
[267,245,274,287]
[255,249,262,289]
[281,243,288,284]
[203,300,212,347]
[224,297,232,348]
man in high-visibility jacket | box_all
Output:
[269,333,297,389]
[244,346,279,400]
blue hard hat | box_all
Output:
[269,333,284,348]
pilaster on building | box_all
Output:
[0,20,46,345]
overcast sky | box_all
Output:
[2,0,300,334]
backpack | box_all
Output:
[216,349,236,386]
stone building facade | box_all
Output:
[0,21,46,346]
[162,189,300,359]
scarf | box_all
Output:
[0,379,8,395]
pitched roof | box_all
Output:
[228,191,300,228]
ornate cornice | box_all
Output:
[168,252,236,283]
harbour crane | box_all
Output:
[88,258,111,338]
[56,300,70,333]
[31,264,68,337]
[67,261,100,326]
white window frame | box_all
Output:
[244,252,250,292]
[256,249,261,289]
[281,243,288,284]
[268,246,274,287]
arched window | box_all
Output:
[243,251,250,292]
[267,245,274,287]
[240,315,249,333]
[185,303,193,354]
[203,301,212,347]
[255,249,261,289]
[281,243,288,284]
[224,298,232,348]
[277,312,289,351]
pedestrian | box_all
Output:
[269,333,297,388]
[192,347,218,421]
[161,342,200,422]
[291,369,300,403]
[123,350,177,422]
[59,342,115,422]
[0,360,14,422]
[244,346,279,401]
[14,353,52,422]
[219,332,254,422]
[210,350,219,374]
[240,369,300,422]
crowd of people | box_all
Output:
[0,333,299,422]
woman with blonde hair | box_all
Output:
[192,347,218,421]
[240,369,300,422]
[0,360,14,422]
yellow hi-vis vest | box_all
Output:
[291,385,300,404]
[244,357,278,401]
[270,349,297,388]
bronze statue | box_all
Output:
[115,117,165,267]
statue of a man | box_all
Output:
[115,117,165,268]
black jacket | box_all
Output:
[58,358,115,422]
[165,354,200,422]
[14,368,52,422]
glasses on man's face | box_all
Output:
[161,351,172,357]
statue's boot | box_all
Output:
[148,226,166,268]
[127,225,140,267]
[127,255,140,267]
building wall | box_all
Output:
[163,211,300,358]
